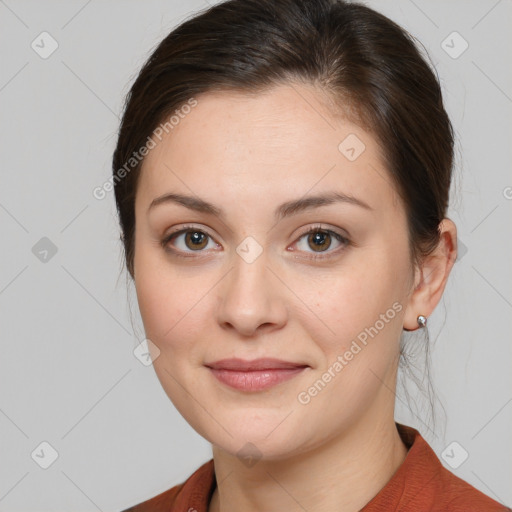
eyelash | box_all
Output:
[161,223,350,261]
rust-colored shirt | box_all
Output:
[122,423,509,511]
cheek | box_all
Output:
[299,245,408,377]
[295,271,404,424]
[135,277,195,346]
[134,246,216,362]
[134,245,188,342]
[300,258,402,338]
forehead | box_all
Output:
[136,83,401,217]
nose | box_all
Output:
[216,247,288,338]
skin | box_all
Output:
[132,82,457,512]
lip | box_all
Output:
[205,357,308,371]
[205,358,309,392]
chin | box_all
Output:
[203,411,309,460]
[213,434,301,462]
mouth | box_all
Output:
[204,358,309,392]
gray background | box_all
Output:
[1,0,511,510]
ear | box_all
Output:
[403,218,458,331]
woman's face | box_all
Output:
[133,83,416,460]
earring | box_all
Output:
[417,315,427,328]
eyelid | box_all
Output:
[163,223,216,241]
[293,223,349,242]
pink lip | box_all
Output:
[205,357,308,371]
[205,358,309,392]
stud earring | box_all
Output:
[417,315,427,328]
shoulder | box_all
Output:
[424,454,509,512]
[436,472,509,512]
[121,483,184,512]
[410,457,509,512]
[120,459,216,512]
[389,424,509,512]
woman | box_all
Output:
[114,0,509,510]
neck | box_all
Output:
[208,411,409,512]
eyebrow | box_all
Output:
[147,191,373,221]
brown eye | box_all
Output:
[307,231,332,252]
[183,230,209,250]
[293,227,349,259]
[162,227,217,256]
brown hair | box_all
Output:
[112,0,454,282]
